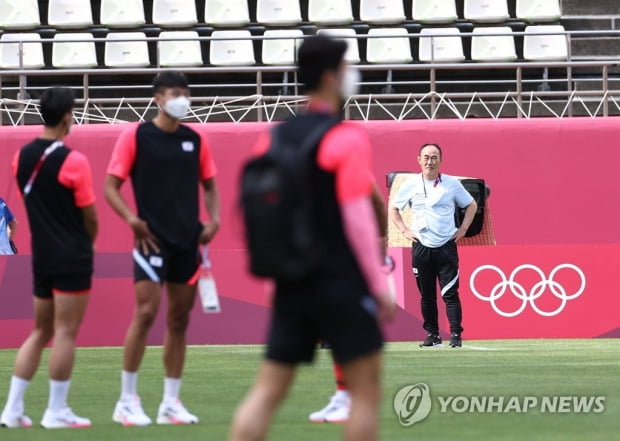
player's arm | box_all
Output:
[81,204,98,244]
[453,200,478,241]
[199,177,221,244]
[320,127,395,323]
[104,175,159,254]
[198,132,221,244]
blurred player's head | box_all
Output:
[418,143,443,178]
[298,35,359,102]
[40,87,74,135]
[152,71,191,120]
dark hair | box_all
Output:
[40,87,74,127]
[419,143,443,158]
[297,35,347,92]
[152,71,189,95]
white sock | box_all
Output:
[334,390,350,401]
[48,379,70,412]
[163,377,181,402]
[4,376,30,413]
[121,370,138,401]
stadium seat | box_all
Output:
[52,33,97,68]
[0,0,40,30]
[256,0,302,26]
[412,0,458,24]
[0,33,44,69]
[158,31,203,67]
[152,0,198,27]
[100,0,146,28]
[464,0,509,23]
[204,0,250,27]
[471,27,516,62]
[104,32,150,67]
[419,27,465,63]
[516,0,561,23]
[360,0,405,25]
[48,0,94,29]
[308,0,353,25]
[523,25,567,61]
[366,28,413,63]
[316,28,360,64]
[262,29,303,65]
[209,30,255,66]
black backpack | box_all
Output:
[240,114,341,281]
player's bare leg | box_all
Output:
[156,282,198,425]
[230,360,296,441]
[340,351,382,441]
[114,281,161,426]
[41,293,91,429]
[1,298,54,428]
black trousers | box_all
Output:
[412,240,463,335]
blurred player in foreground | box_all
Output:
[230,35,395,441]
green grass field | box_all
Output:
[0,340,618,441]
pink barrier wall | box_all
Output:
[1,118,619,347]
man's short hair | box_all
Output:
[40,87,75,127]
[152,71,189,95]
[419,143,443,158]
[297,35,347,92]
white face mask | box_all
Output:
[163,95,191,120]
[340,66,361,98]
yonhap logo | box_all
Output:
[393,383,432,426]
[393,382,605,427]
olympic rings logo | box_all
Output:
[469,264,586,317]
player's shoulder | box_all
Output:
[177,123,201,138]
[63,148,89,167]
[321,121,370,156]
[327,121,369,143]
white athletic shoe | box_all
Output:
[0,408,33,428]
[40,407,91,429]
[308,392,351,424]
[156,399,199,425]
[113,396,152,427]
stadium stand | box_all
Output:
[204,0,251,27]
[152,0,198,27]
[0,0,617,122]
[158,31,204,67]
[471,27,517,62]
[412,0,458,24]
[308,0,354,25]
[52,32,97,68]
[47,0,94,29]
[100,0,147,28]
[0,0,40,30]
[464,0,510,24]
[419,27,465,63]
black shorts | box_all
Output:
[34,273,92,299]
[265,277,384,365]
[133,243,200,285]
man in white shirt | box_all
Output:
[389,144,477,348]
